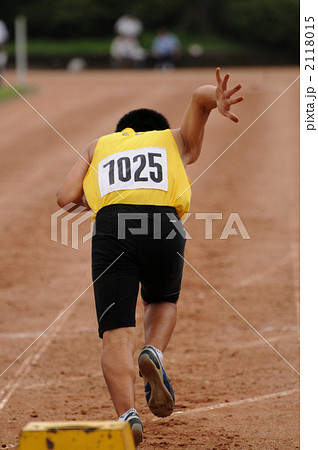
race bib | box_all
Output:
[98,147,168,197]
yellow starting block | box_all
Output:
[17,421,136,450]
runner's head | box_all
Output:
[115,108,170,132]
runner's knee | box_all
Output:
[102,327,136,351]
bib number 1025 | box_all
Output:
[98,147,168,197]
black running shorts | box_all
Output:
[92,204,186,338]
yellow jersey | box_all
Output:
[83,128,191,220]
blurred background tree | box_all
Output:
[218,0,299,51]
[1,0,299,61]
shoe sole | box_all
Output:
[138,353,174,418]
[130,422,143,447]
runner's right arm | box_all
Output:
[56,139,97,208]
[172,67,244,166]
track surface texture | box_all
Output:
[0,67,299,449]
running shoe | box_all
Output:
[138,345,175,417]
[124,409,143,447]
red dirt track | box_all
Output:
[0,67,299,449]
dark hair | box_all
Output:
[115,108,170,132]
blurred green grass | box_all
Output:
[8,39,111,56]
[7,32,247,56]
[0,85,30,102]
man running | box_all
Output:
[57,68,244,447]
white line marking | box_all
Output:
[237,252,293,288]
[0,253,125,411]
[23,373,101,390]
[0,290,88,379]
[232,332,299,350]
[0,332,42,339]
[153,389,299,420]
[0,252,124,380]
[178,253,300,376]
[287,213,300,323]
[261,325,299,332]
[0,327,96,339]
[0,317,67,411]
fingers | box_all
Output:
[230,96,244,105]
[216,66,230,91]
[216,68,242,97]
[220,107,240,123]
[216,67,222,88]
[226,84,242,98]
[222,73,230,91]
[224,111,239,123]
[216,67,243,123]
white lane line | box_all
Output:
[0,332,42,339]
[0,252,125,411]
[237,252,293,288]
[179,253,300,376]
[288,215,300,323]
[23,373,101,390]
[0,252,124,380]
[232,332,299,350]
[153,388,299,420]
[0,328,96,339]
[0,313,68,411]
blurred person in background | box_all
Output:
[0,19,9,84]
[110,12,147,68]
[151,27,181,70]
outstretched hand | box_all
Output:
[215,67,244,123]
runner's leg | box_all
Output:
[143,301,177,352]
[101,327,136,416]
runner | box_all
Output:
[56,67,244,447]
